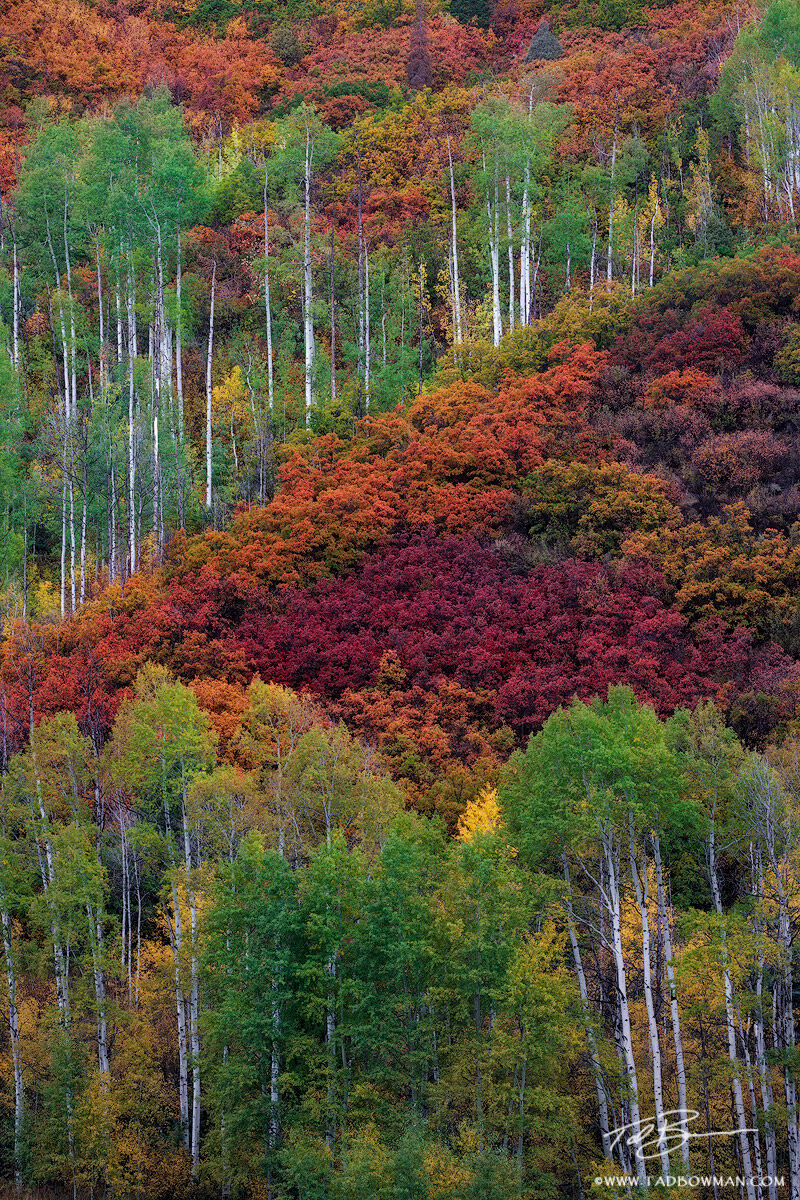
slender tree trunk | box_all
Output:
[604,826,646,1186]
[79,446,87,604]
[181,794,201,1176]
[708,821,757,1200]
[325,952,336,1153]
[486,155,502,347]
[63,193,77,419]
[563,854,612,1161]
[447,136,462,344]
[589,210,598,310]
[176,222,184,439]
[607,106,619,284]
[0,883,23,1189]
[95,236,105,387]
[205,261,216,510]
[263,170,275,417]
[364,251,371,413]
[649,193,659,287]
[303,123,315,427]
[115,267,123,366]
[270,998,281,1150]
[152,233,165,557]
[629,822,670,1176]
[329,207,336,406]
[68,458,76,613]
[11,232,20,374]
[520,162,531,327]
[506,175,515,331]
[87,902,109,1080]
[418,259,425,396]
[60,412,68,619]
[654,832,689,1166]
[357,149,366,414]
[168,895,190,1152]
[127,260,137,575]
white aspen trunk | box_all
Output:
[737,1007,764,1184]
[63,193,77,420]
[22,495,27,621]
[607,112,618,284]
[604,826,646,1186]
[749,762,800,1200]
[589,211,598,310]
[303,124,315,427]
[190,950,200,1174]
[447,245,455,346]
[654,832,689,1166]
[629,822,670,1177]
[221,1047,230,1200]
[45,209,68,414]
[181,794,201,1176]
[649,193,659,288]
[381,274,387,369]
[447,137,462,344]
[0,886,23,1187]
[531,236,541,323]
[60,316,71,425]
[32,771,70,1025]
[51,278,77,614]
[205,262,216,509]
[263,171,275,416]
[95,236,105,387]
[68,470,76,613]
[357,151,365,411]
[270,998,280,1150]
[11,233,19,374]
[490,162,502,346]
[133,850,142,1009]
[175,223,184,440]
[115,268,123,365]
[124,826,133,1003]
[365,251,371,414]
[520,162,531,327]
[776,882,800,1200]
[520,85,535,326]
[506,175,515,331]
[152,235,164,556]
[748,844,777,1200]
[79,451,87,605]
[709,822,757,1200]
[120,819,128,982]
[127,263,137,576]
[325,952,336,1152]
[754,951,778,1200]
[329,214,336,408]
[563,854,612,1160]
[168,892,190,1153]
[87,903,109,1079]
[60,415,67,619]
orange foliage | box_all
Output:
[643,368,723,413]
[180,343,609,588]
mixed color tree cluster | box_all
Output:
[1,0,800,1194]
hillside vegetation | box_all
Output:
[0,0,800,1195]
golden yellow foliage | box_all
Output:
[456,786,501,841]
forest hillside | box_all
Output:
[0,0,799,1194]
